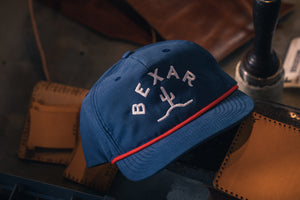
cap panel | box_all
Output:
[130,40,201,69]
[111,85,238,164]
[80,90,120,167]
[116,90,254,181]
[80,60,128,166]
[93,40,237,158]
[93,58,150,152]
[79,40,254,181]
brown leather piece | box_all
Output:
[27,102,80,150]
[18,115,74,165]
[207,186,239,200]
[126,0,294,61]
[63,135,118,194]
[38,0,293,61]
[39,0,153,44]
[18,81,88,165]
[19,81,117,193]
[213,113,300,199]
[29,81,89,106]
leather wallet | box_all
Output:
[213,101,300,200]
[39,0,293,61]
[27,102,80,150]
[126,0,293,61]
[18,81,118,193]
[18,81,88,165]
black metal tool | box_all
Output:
[236,0,284,102]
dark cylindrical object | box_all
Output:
[236,0,284,103]
[242,0,281,79]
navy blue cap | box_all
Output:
[80,40,254,181]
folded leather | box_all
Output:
[214,112,300,199]
[39,0,153,44]
[126,0,293,61]
[18,81,89,164]
[39,0,293,61]
[19,81,118,193]
[63,135,118,194]
[27,102,80,150]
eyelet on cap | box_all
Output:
[115,76,121,82]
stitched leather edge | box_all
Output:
[213,112,300,200]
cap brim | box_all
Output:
[115,90,254,181]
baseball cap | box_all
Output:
[80,40,254,181]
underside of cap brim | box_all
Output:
[115,90,254,181]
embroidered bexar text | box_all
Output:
[132,103,146,115]
[135,83,150,98]
[131,65,196,122]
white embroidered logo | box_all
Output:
[148,68,164,86]
[157,87,193,122]
[135,83,150,98]
[131,65,196,122]
[132,103,146,115]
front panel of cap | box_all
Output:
[93,41,236,160]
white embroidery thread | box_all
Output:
[132,66,196,119]
[167,65,180,80]
[182,70,196,87]
[132,103,146,115]
[148,68,164,86]
[157,87,193,122]
[135,83,150,98]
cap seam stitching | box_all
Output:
[90,43,235,162]
[91,63,125,157]
[129,55,150,70]
[205,50,234,88]
[91,56,151,157]
[111,85,239,164]
[92,87,124,156]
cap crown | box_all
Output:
[80,40,236,166]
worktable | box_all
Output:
[0,0,299,199]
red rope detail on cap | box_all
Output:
[111,85,238,164]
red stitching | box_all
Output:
[111,85,238,164]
